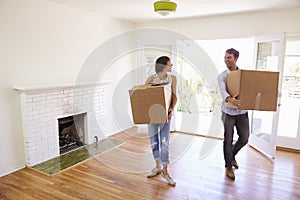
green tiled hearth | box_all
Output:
[32,139,124,175]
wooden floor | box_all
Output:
[1,127,300,200]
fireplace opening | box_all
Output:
[58,113,86,154]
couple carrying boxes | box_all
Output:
[130,49,279,182]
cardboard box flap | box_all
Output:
[226,70,241,98]
[130,84,151,90]
[129,84,150,96]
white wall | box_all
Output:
[136,7,300,39]
[0,0,134,176]
[102,53,138,135]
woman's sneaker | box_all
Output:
[147,167,162,178]
[161,171,176,186]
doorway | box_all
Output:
[277,39,300,150]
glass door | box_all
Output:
[276,39,300,150]
[249,33,285,158]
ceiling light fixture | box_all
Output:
[154,0,177,16]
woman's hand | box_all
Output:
[167,108,173,122]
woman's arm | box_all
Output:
[168,75,177,121]
[170,75,177,110]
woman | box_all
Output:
[145,56,177,186]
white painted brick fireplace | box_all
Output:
[14,81,113,166]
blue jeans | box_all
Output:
[221,112,249,167]
[147,121,171,166]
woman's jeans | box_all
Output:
[147,121,171,166]
[221,112,249,168]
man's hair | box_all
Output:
[226,48,239,58]
[155,56,170,73]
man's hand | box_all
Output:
[227,96,242,107]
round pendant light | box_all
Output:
[154,0,177,16]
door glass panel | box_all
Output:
[252,111,273,142]
[256,41,280,71]
[278,41,300,138]
[251,40,280,143]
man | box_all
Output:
[217,48,250,180]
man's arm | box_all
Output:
[217,72,241,106]
[217,72,231,101]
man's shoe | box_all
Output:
[232,159,239,169]
[226,167,235,180]
[147,167,161,178]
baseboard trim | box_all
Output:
[276,146,300,153]
[0,164,25,177]
[171,130,223,140]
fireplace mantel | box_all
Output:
[14,81,112,93]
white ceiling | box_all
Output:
[47,0,300,22]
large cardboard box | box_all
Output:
[226,70,279,111]
[129,84,172,124]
